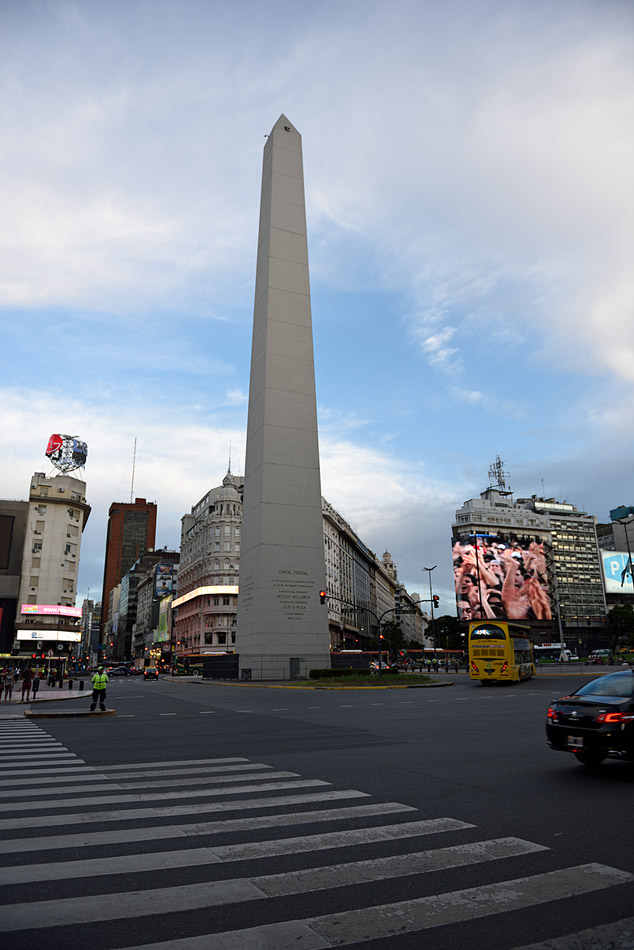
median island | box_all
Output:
[307,670,450,688]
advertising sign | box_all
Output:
[602,551,634,594]
[21,604,82,618]
[453,533,552,622]
[17,629,82,642]
[155,565,173,598]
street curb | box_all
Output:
[163,677,453,690]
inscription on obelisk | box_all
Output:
[237,115,329,679]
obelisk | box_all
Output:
[237,115,329,680]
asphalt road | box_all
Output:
[1,672,633,950]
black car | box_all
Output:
[546,670,634,767]
[109,667,133,677]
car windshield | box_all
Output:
[575,672,634,699]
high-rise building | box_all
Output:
[15,472,91,658]
[453,486,608,651]
[114,549,178,661]
[0,499,29,654]
[100,498,157,637]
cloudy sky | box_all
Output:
[2,0,633,611]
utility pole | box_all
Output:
[422,566,437,648]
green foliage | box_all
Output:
[434,615,464,650]
[608,605,634,650]
[310,668,371,680]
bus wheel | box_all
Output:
[192,670,200,676]
[574,751,605,767]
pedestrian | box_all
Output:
[2,669,15,702]
[453,660,459,674]
[31,672,40,700]
[90,666,109,711]
[444,658,450,673]
[21,666,34,702]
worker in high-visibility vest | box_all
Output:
[90,667,109,711]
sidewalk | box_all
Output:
[0,686,87,718]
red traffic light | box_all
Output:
[319,590,327,604]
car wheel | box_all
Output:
[574,751,606,767]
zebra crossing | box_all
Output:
[0,721,633,949]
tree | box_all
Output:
[608,605,634,652]
[380,620,405,653]
[435,615,464,651]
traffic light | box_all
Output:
[432,594,440,609]
[319,590,327,604]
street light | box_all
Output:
[422,566,437,648]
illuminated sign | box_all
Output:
[16,629,82,642]
[172,586,239,609]
[453,534,552,622]
[21,604,82,618]
[602,552,634,594]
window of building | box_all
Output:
[213,597,219,605]
[235,526,240,536]
[224,526,231,535]
[231,632,236,643]
[215,542,220,551]
[29,576,38,587]
[217,632,227,644]
[223,597,230,605]
[31,557,40,568]
[204,632,213,645]
[32,542,42,552]
[224,560,230,569]
[224,541,230,551]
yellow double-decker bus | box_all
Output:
[468,621,535,684]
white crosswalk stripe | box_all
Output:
[0,722,631,950]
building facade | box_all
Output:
[453,487,608,651]
[172,471,243,655]
[0,499,29,655]
[14,473,91,659]
[114,550,179,661]
[100,498,157,637]
[172,476,424,658]
[597,505,634,610]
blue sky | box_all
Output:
[2,0,633,612]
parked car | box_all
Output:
[109,667,133,677]
[546,670,634,767]
[143,667,159,680]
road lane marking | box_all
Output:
[0,789,370,831]
[99,757,248,770]
[0,778,330,814]
[1,771,303,800]
[0,802,414,854]
[0,832,531,886]
[2,859,625,935]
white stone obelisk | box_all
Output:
[237,115,329,680]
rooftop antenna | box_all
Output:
[228,439,232,473]
[488,454,512,494]
[541,477,545,498]
[130,437,137,503]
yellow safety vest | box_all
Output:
[91,673,109,689]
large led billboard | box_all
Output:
[453,534,552,622]
[21,604,82,618]
[602,551,634,594]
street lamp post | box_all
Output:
[423,566,437,648]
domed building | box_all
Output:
[173,468,243,655]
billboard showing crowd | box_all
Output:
[453,534,553,622]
